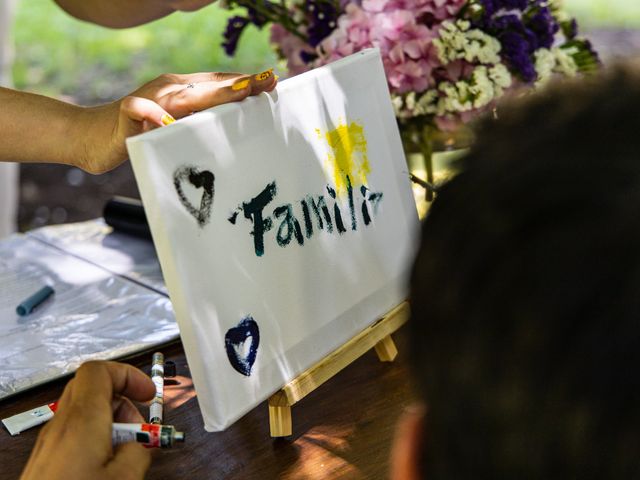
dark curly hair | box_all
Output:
[410,62,640,479]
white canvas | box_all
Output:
[127,49,419,431]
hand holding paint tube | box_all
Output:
[17,361,165,480]
[3,400,184,449]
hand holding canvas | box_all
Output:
[19,361,155,480]
[81,70,277,173]
[0,70,276,174]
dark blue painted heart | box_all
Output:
[173,166,215,227]
[224,316,260,376]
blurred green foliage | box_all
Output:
[11,0,640,102]
[565,0,640,29]
[13,1,276,102]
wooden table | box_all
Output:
[0,328,413,479]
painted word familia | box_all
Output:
[229,177,383,257]
[173,121,385,257]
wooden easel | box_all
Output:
[268,301,410,437]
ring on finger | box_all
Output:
[186,83,196,89]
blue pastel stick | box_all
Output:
[16,286,55,316]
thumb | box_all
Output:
[120,95,175,128]
[106,442,152,480]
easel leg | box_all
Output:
[269,392,292,437]
[374,334,398,362]
[266,303,409,436]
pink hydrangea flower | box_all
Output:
[317,2,449,94]
[317,4,372,63]
[272,0,470,125]
[369,10,438,92]
[270,24,315,76]
[363,0,465,19]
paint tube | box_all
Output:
[3,405,184,449]
[112,423,185,448]
[1,402,58,436]
[149,352,164,424]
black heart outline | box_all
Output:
[173,166,215,227]
[224,316,260,377]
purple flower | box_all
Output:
[246,2,269,27]
[498,0,529,10]
[561,18,578,40]
[478,0,496,18]
[500,30,537,82]
[474,1,561,83]
[300,50,318,63]
[480,14,536,81]
[306,0,341,47]
[525,6,559,49]
[477,0,534,17]
[222,16,250,56]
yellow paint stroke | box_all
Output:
[317,121,371,196]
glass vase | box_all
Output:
[401,122,473,218]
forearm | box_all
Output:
[53,0,174,28]
[1,69,276,174]
[0,87,98,168]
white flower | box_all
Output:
[405,91,417,111]
[454,81,473,111]
[534,47,579,88]
[469,66,495,109]
[434,20,501,65]
[547,0,572,22]
[554,47,579,77]
[391,95,404,116]
[434,22,466,62]
[465,30,502,64]
[534,48,555,87]
[418,62,511,118]
[415,90,440,115]
[489,64,512,95]
[435,80,474,115]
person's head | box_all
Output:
[396,61,640,479]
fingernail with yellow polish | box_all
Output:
[254,68,274,81]
[231,79,250,91]
[161,114,176,126]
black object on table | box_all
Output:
[103,196,152,240]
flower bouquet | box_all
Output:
[220,0,599,197]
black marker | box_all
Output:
[16,286,54,316]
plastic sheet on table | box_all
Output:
[0,233,178,400]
